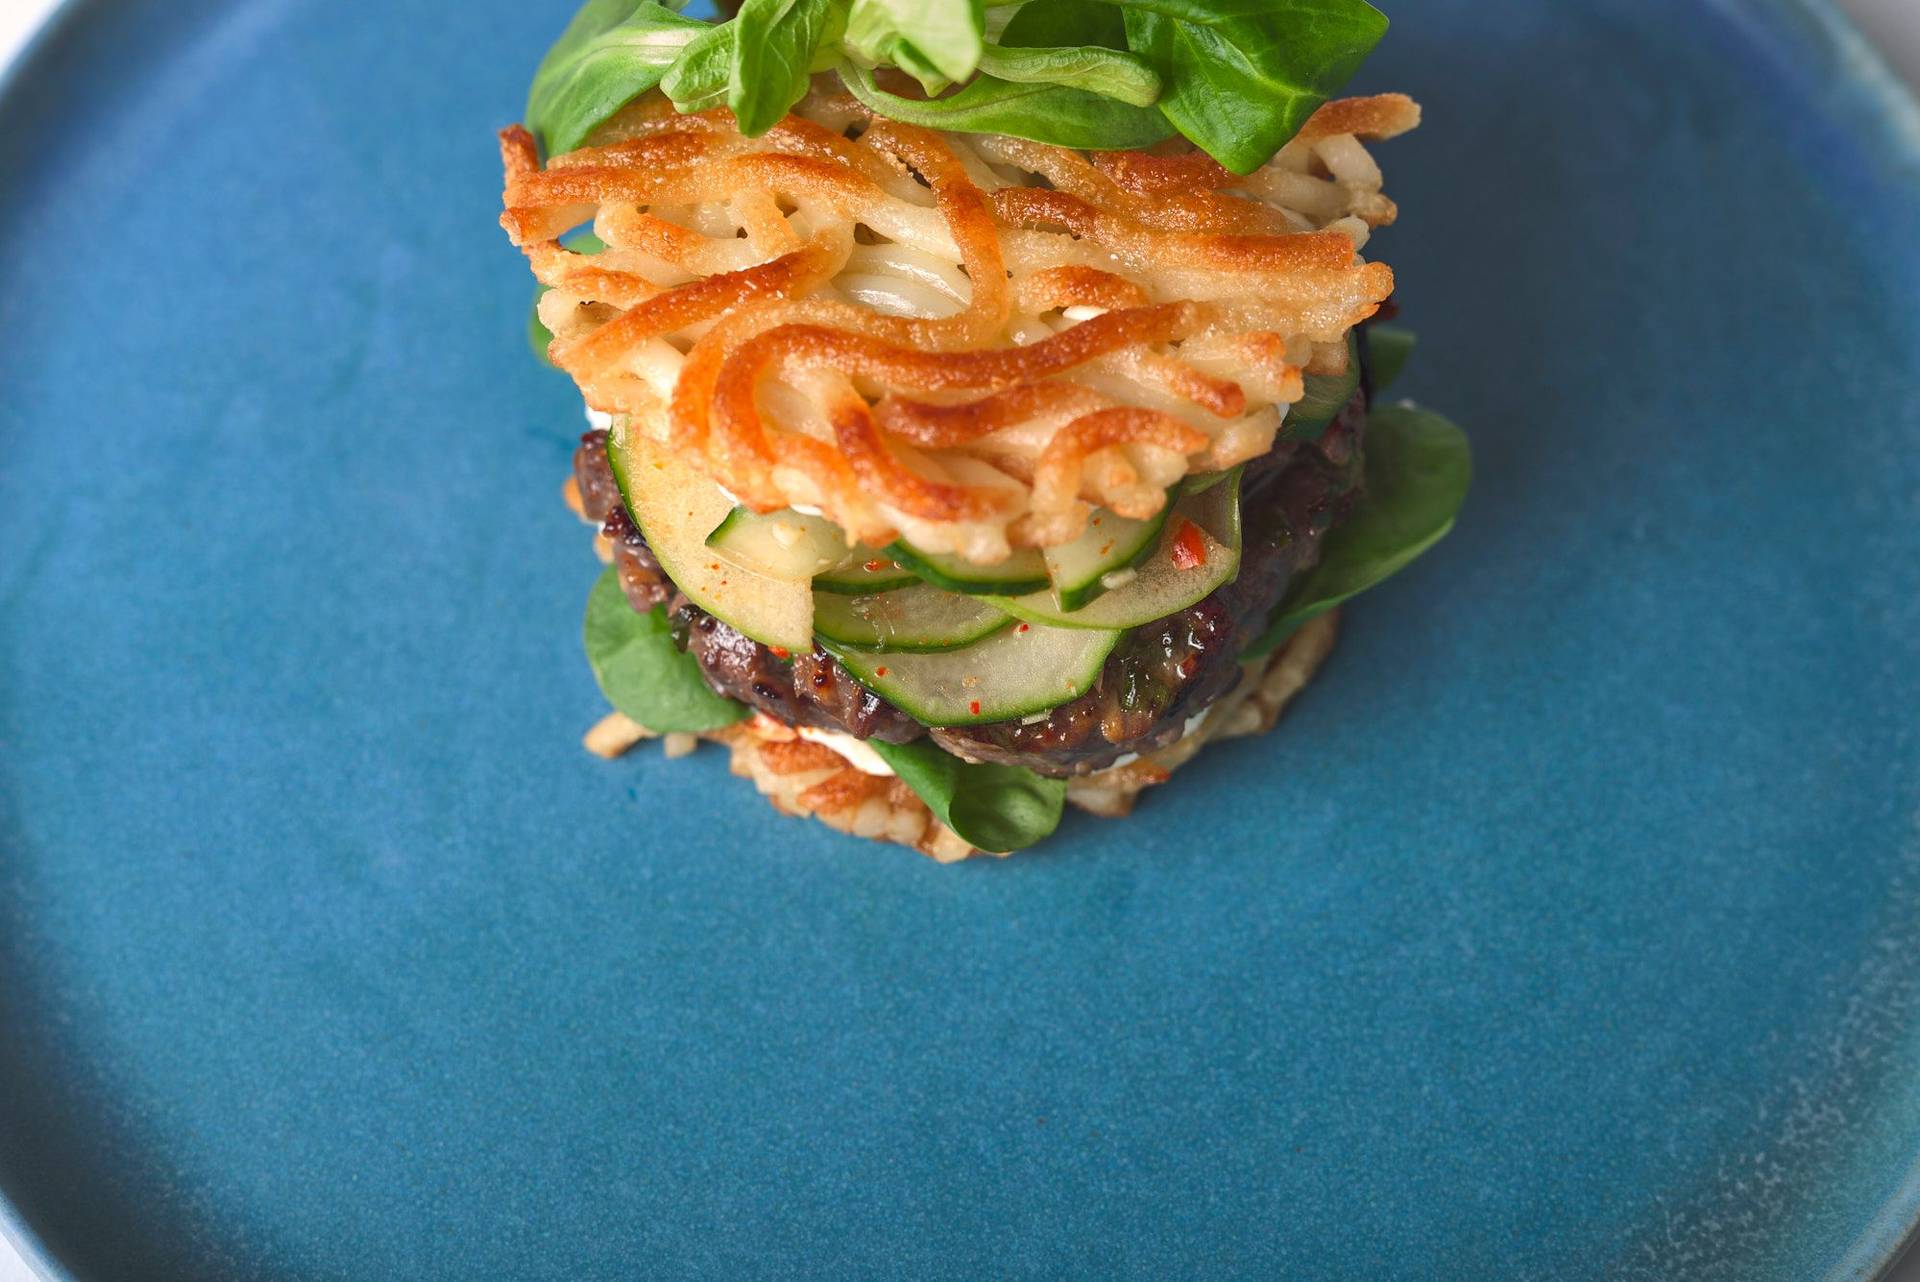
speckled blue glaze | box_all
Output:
[1,1,1917,1278]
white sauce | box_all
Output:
[1104,706,1214,772]
[796,727,896,777]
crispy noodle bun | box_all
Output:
[502,86,1417,562]
[581,610,1338,862]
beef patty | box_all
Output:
[573,387,1366,776]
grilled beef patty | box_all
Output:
[574,432,675,615]
[573,386,1366,776]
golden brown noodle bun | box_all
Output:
[502,89,1416,564]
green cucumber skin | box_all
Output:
[1045,503,1173,613]
[704,506,850,580]
[887,541,1050,597]
[1180,470,1232,496]
[813,555,919,595]
[983,474,1243,631]
[823,624,1122,726]
[605,430,635,512]
[811,586,1012,653]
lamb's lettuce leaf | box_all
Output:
[867,738,1067,854]
[584,567,747,732]
[526,0,1389,171]
[1247,402,1470,655]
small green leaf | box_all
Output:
[1367,325,1416,392]
[866,739,1067,853]
[526,0,712,156]
[998,0,1127,51]
[838,60,1175,151]
[843,0,986,85]
[661,22,735,111]
[890,41,956,96]
[1119,0,1387,173]
[730,0,847,135]
[584,567,748,732]
[1246,402,1471,656]
[977,43,1162,107]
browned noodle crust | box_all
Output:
[501,88,1414,556]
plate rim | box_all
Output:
[0,0,1916,1279]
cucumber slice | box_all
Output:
[813,551,918,595]
[1181,470,1231,496]
[824,621,1121,726]
[705,506,850,581]
[984,474,1242,630]
[812,584,1012,652]
[606,427,815,652]
[1285,333,1361,440]
[887,541,1049,596]
[1042,503,1172,612]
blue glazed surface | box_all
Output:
[1,0,1918,1278]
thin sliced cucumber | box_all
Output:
[606,426,814,652]
[888,541,1049,596]
[1285,333,1361,440]
[1042,503,1172,612]
[824,621,1121,726]
[705,506,849,581]
[813,551,918,595]
[812,584,1011,652]
[984,473,1242,630]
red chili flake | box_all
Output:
[1016,623,1030,633]
[769,646,790,659]
[1169,519,1207,570]
[864,558,886,572]
[969,700,982,716]
[875,666,889,677]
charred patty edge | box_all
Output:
[572,387,1366,777]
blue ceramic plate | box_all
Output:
[2,1,1918,1278]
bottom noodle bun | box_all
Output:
[583,611,1339,863]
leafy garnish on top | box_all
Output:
[526,0,1387,173]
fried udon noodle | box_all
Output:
[501,86,1417,563]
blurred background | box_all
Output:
[0,0,1913,1279]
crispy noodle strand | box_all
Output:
[499,87,1417,559]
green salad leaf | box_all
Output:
[1120,0,1387,173]
[839,61,1175,151]
[1246,401,1471,656]
[997,0,1128,51]
[866,738,1068,854]
[729,0,849,136]
[584,567,748,732]
[525,0,712,156]
[844,0,986,88]
[526,0,1389,170]
[660,23,736,110]
[1367,324,1416,392]
[975,43,1162,107]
